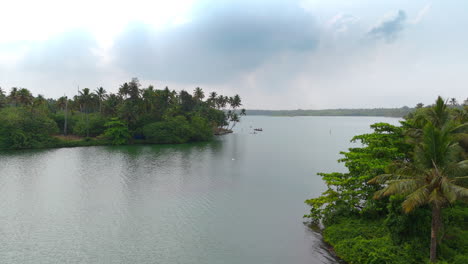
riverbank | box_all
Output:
[317,204,468,264]
[0,134,222,151]
[304,99,468,264]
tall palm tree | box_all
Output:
[216,95,228,109]
[58,96,69,135]
[142,86,156,113]
[0,87,6,108]
[449,97,457,106]
[9,87,19,106]
[17,88,33,106]
[118,83,130,99]
[370,98,468,263]
[193,87,205,101]
[79,88,93,137]
[103,94,120,116]
[95,87,107,113]
[32,94,47,113]
[207,91,217,107]
[57,96,67,111]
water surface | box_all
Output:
[0,116,400,263]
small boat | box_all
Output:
[254,128,263,132]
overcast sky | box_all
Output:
[0,0,467,109]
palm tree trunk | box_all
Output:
[64,99,68,136]
[86,110,89,138]
[430,205,441,263]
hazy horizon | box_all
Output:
[1,0,467,109]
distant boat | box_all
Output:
[254,128,263,132]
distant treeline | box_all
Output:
[246,107,413,117]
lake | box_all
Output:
[0,116,400,264]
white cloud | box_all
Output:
[409,3,432,24]
[1,0,467,109]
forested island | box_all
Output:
[305,97,468,263]
[0,78,245,150]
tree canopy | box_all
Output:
[0,78,245,149]
[305,96,468,263]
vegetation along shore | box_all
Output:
[0,78,245,150]
[305,96,468,263]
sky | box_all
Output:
[0,0,467,109]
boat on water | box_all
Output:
[254,128,263,132]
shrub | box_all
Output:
[72,113,107,137]
[323,218,426,264]
[103,118,131,145]
[143,116,193,144]
[0,107,59,149]
[189,116,213,142]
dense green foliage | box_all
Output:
[143,116,194,144]
[0,79,245,150]
[103,118,131,145]
[305,97,468,263]
[0,107,59,149]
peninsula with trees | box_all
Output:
[0,78,245,150]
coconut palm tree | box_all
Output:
[0,87,6,108]
[17,88,33,106]
[103,94,120,116]
[449,97,457,106]
[118,83,130,99]
[193,87,205,101]
[9,87,19,106]
[79,88,93,137]
[32,94,47,113]
[369,98,468,263]
[95,87,107,113]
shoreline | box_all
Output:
[0,135,227,152]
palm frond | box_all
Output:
[447,183,468,200]
[373,179,421,199]
[441,177,456,203]
[428,189,447,208]
[456,160,468,171]
[368,174,394,184]
[402,186,430,213]
[449,122,468,134]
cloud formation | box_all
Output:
[112,0,319,84]
[368,10,407,42]
[19,30,101,76]
[2,0,468,109]
[410,3,432,24]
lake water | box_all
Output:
[0,116,400,264]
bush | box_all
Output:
[143,116,193,144]
[323,218,426,264]
[189,116,213,142]
[72,113,107,137]
[384,195,431,244]
[0,107,59,149]
[103,118,131,145]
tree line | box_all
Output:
[248,98,468,118]
[0,78,245,149]
[246,108,414,117]
[305,96,468,263]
